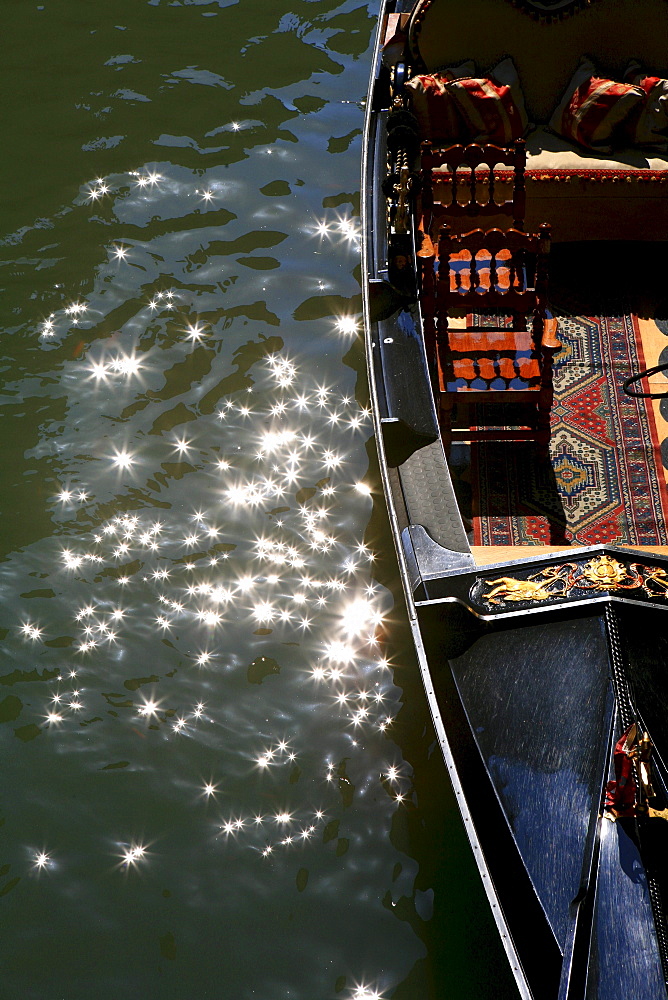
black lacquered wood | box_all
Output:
[416,600,668,999]
[377,306,440,464]
[616,604,668,770]
[418,602,565,998]
[586,818,666,999]
[447,614,613,950]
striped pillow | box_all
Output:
[446,58,529,145]
[549,58,645,152]
[405,61,475,143]
[623,61,668,152]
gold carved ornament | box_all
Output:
[479,555,668,606]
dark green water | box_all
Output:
[0,2,515,997]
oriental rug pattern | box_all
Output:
[471,314,668,546]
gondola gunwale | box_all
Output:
[361,3,533,995]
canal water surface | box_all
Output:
[1,2,516,997]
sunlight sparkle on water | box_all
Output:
[185,320,208,342]
[86,178,110,201]
[20,621,43,641]
[138,698,160,718]
[110,448,136,470]
[119,843,148,868]
[22,266,401,924]
[40,315,56,337]
[131,169,162,189]
[310,212,361,248]
[350,986,385,1000]
[340,598,383,638]
[335,315,360,337]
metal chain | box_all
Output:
[604,604,634,729]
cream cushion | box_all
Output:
[409,0,668,239]
[408,0,668,123]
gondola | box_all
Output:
[362,0,668,996]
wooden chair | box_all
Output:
[434,223,559,455]
[416,139,527,363]
[420,138,526,245]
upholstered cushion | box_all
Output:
[623,61,668,151]
[430,128,668,240]
[549,57,645,152]
[407,0,668,124]
[524,125,668,170]
[430,127,668,172]
[405,61,475,142]
[447,58,529,144]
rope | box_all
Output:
[604,605,634,730]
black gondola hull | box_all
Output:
[361,3,668,996]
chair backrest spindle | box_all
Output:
[436,224,551,340]
[419,138,527,238]
[489,251,498,293]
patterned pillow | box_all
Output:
[446,58,529,145]
[623,61,668,151]
[405,61,476,143]
[549,57,645,152]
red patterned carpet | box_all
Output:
[471,313,668,546]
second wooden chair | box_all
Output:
[434,223,559,455]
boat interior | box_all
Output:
[377,0,668,571]
[450,239,668,566]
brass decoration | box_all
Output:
[636,731,656,805]
[603,726,668,822]
[482,565,569,605]
[634,732,668,822]
[581,554,630,589]
[475,555,668,608]
[393,165,411,236]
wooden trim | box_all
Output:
[471,544,668,566]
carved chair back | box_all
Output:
[420,138,526,237]
[436,222,550,339]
